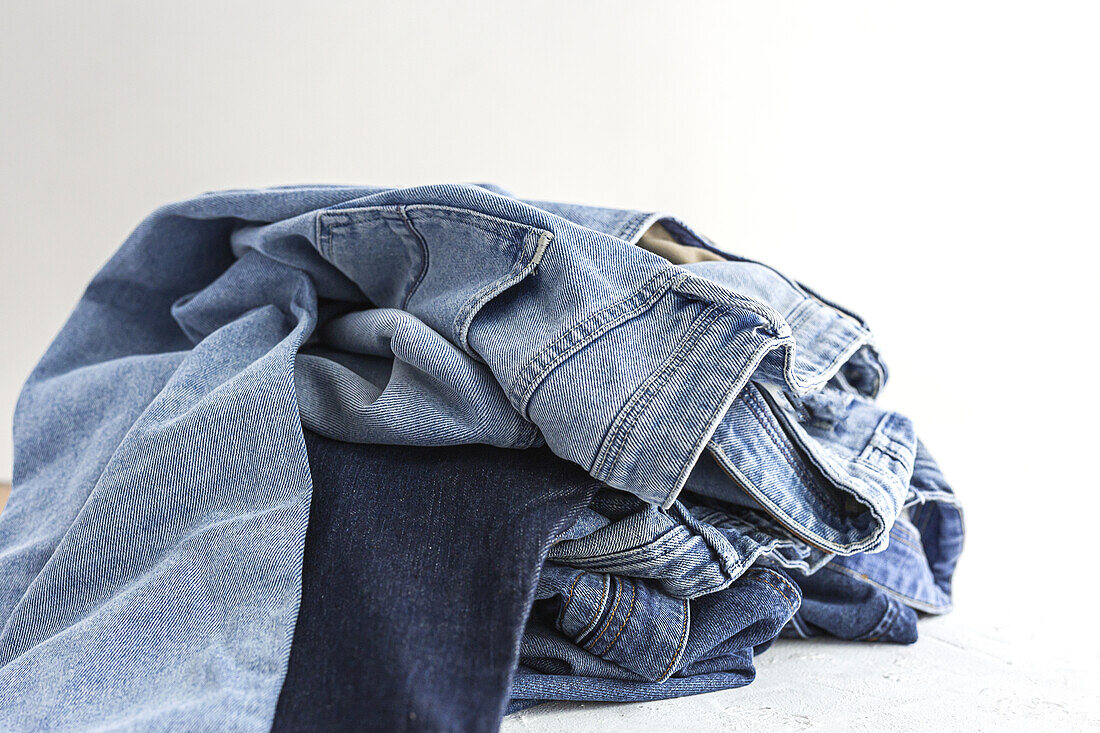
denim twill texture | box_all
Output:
[272,431,597,732]
[0,183,963,731]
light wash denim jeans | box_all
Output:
[0,184,961,731]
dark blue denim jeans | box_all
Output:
[272,430,597,732]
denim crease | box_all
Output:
[0,184,964,730]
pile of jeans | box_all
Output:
[0,184,962,732]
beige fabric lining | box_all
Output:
[636,222,725,264]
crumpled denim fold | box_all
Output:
[0,183,963,731]
[545,489,830,601]
[511,411,962,709]
[510,564,799,705]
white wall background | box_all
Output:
[2,1,1098,724]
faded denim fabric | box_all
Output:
[778,445,964,646]
[782,564,920,644]
[546,489,829,601]
[700,382,917,555]
[822,440,964,615]
[0,184,861,729]
[512,403,962,708]
[0,183,963,730]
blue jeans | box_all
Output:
[509,442,962,708]
[0,184,962,730]
[272,431,597,732]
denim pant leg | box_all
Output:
[272,431,598,732]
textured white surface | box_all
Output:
[504,612,1100,731]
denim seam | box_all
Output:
[910,489,959,508]
[657,599,690,682]
[596,304,728,482]
[396,205,430,311]
[616,211,658,242]
[760,389,906,513]
[583,577,623,653]
[890,535,924,555]
[780,320,871,393]
[759,575,796,614]
[703,516,807,572]
[758,389,904,539]
[857,432,914,473]
[573,574,611,644]
[826,453,906,510]
[911,505,928,536]
[316,205,554,355]
[783,298,817,332]
[888,526,925,555]
[823,563,952,615]
[510,268,683,412]
[316,208,332,258]
[862,600,899,642]
[787,614,812,639]
[673,272,790,325]
[596,579,637,657]
[554,526,685,568]
[891,518,921,541]
[453,228,554,355]
[403,204,535,239]
[851,459,910,491]
[778,409,913,492]
[914,503,937,538]
[558,572,586,629]
[639,301,793,511]
[754,567,800,612]
[743,387,825,506]
[501,479,600,721]
[597,304,723,481]
[861,435,913,466]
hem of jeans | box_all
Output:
[751,391,909,555]
[706,443,889,556]
[660,300,878,540]
[779,313,875,396]
[507,668,756,704]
